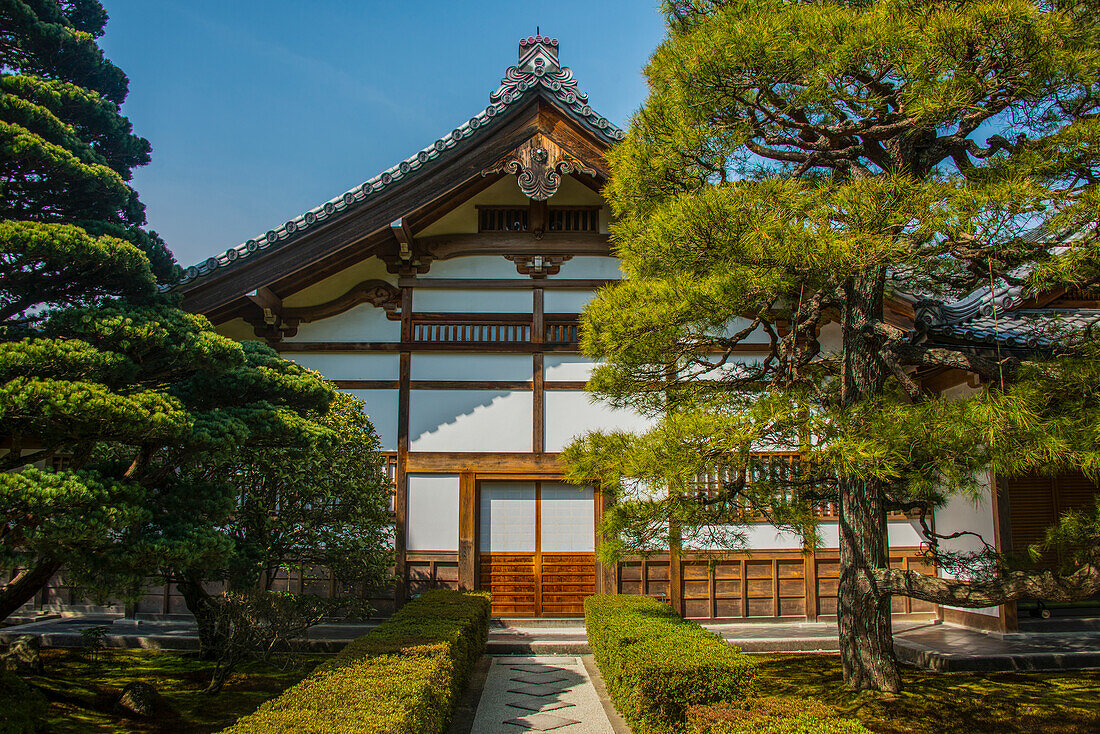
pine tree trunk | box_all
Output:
[838,476,901,692]
[0,558,62,622]
[176,575,220,660]
[836,269,902,692]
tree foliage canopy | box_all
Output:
[566,0,1100,691]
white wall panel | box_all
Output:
[544,289,596,314]
[555,256,623,280]
[721,316,773,344]
[344,389,399,451]
[936,474,1000,617]
[410,390,532,452]
[413,289,532,313]
[540,483,595,552]
[407,474,459,551]
[544,355,598,382]
[544,391,654,452]
[412,353,532,382]
[285,352,399,380]
[283,304,400,342]
[428,256,526,279]
[888,520,928,548]
[683,524,804,551]
[480,482,536,552]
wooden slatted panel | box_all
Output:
[539,553,596,617]
[413,321,530,343]
[1005,475,1059,566]
[480,553,537,617]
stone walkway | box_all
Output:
[468,656,620,734]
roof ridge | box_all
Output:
[170,38,624,291]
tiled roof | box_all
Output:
[170,36,623,291]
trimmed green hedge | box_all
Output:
[222,589,490,734]
[688,698,873,734]
[584,594,757,733]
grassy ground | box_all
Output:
[16,648,320,733]
[751,654,1100,734]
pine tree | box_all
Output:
[565,0,1100,692]
[0,1,336,619]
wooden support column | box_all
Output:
[532,287,544,453]
[458,472,477,590]
[804,548,818,622]
[990,469,1018,632]
[595,486,615,595]
[669,519,683,616]
[394,286,413,608]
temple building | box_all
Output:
[158,37,1099,627]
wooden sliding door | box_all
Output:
[478,480,595,617]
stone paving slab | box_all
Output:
[471,656,615,734]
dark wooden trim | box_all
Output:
[533,354,545,453]
[333,380,400,389]
[990,468,1017,632]
[406,452,563,473]
[398,278,616,289]
[395,290,412,608]
[277,341,581,353]
[420,232,611,261]
[334,380,544,390]
[543,381,589,391]
[282,280,400,324]
[669,518,683,616]
[458,472,476,591]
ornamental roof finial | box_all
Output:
[518,34,559,73]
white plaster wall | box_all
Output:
[541,483,595,552]
[417,177,530,237]
[413,288,532,313]
[683,524,805,551]
[544,355,598,381]
[936,473,1000,617]
[428,256,527,279]
[544,391,655,452]
[343,389,399,451]
[407,474,459,551]
[410,390,532,452]
[285,352,399,381]
[480,482,536,552]
[888,520,929,548]
[545,289,596,314]
[216,318,260,342]
[721,317,773,344]
[282,257,396,307]
[412,353,532,382]
[554,256,623,280]
[817,522,840,548]
[283,304,400,342]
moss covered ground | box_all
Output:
[14,648,319,733]
[748,654,1100,734]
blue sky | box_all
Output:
[97,1,667,268]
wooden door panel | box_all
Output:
[480,553,537,617]
[540,553,595,617]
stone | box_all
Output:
[1,636,42,674]
[511,673,568,685]
[503,712,581,731]
[510,664,569,674]
[508,682,570,697]
[115,681,160,718]
[507,699,576,713]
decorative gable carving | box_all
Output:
[483,133,598,201]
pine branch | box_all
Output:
[873,562,1100,608]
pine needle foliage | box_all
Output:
[566,0,1100,691]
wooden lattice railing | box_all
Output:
[685,452,907,520]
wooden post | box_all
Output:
[532,288,544,454]
[804,548,818,622]
[458,472,477,590]
[669,520,683,616]
[394,287,413,608]
[990,469,1018,632]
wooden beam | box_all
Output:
[397,278,615,290]
[390,217,416,261]
[405,452,564,473]
[246,286,282,313]
[420,231,611,260]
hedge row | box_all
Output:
[687,698,873,734]
[584,594,758,733]
[223,589,490,734]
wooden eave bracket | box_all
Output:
[244,279,403,344]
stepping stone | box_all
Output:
[509,682,571,697]
[510,663,569,674]
[507,699,576,713]
[510,673,568,685]
[503,713,581,731]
